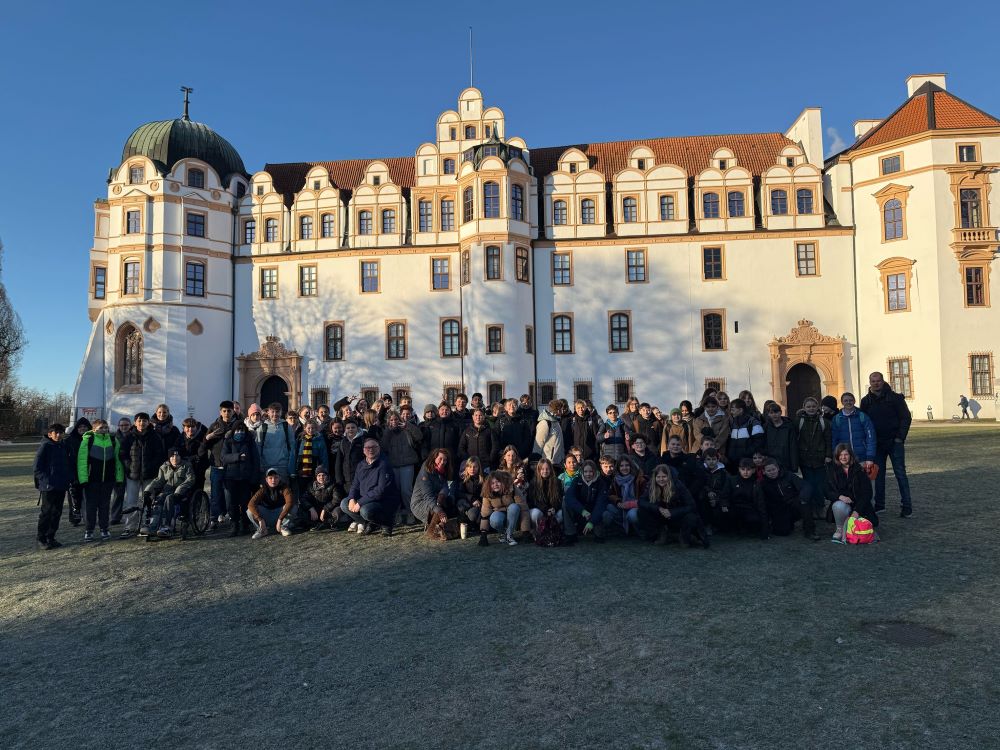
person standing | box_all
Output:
[203,400,242,530]
[63,418,92,527]
[34,423,72,549]
[860,372,913,517]
[118,412,166,537]
[958,395,970,420]
[111,416,132,524]
[76,419,123,542]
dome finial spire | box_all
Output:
[180,86,193,121]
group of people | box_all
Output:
[32,372,914,551]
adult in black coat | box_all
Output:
[458,410,497,469]
[860,372,913,516]
[422,404,461,472]
[333,422,366,498]
[564,402,600,461]
[496,399,533,460]
[150,405,181,453]
[63,417,92,526]
[177,418,208,490]
[118,414,166,536]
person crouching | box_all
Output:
[478,470,530,546]
[247,468,294,540]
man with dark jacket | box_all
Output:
[759,459,816,540]
[451,394,473,433]
[762,404,799,472]
[247,468,295,540]
[34,423,72,549]
[111,416,132,524]
[860,372,913,517]
[339,439,401,535]
[628,403,662,450]
[422,403,461,469]
[496,399,532,459]
[564,400,600,461]
[201,400,241,528]
[118,413,166,538]
[458,409,497,469]
[64,417,92,526]
[177,417,208,491]
[726,399,765,471]
[333,421,366,498]
[661,434,707,500]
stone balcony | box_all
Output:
[952,226,998,245]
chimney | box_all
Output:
[907,73,947,97]
[854,120,882,139]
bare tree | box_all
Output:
[0,238,26,387]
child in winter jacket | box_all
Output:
[76,419,124,541]
[698,449,731,529]
[33,423,72,549]
[478,470,530,546]
[726,459,769,539]
[144,449,195,538]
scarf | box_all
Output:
[614,473,636,502]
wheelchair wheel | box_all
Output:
[189,490,211,536]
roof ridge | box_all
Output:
[534,130,789,152]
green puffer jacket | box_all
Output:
[77,431,125,484]
[146,459,195,497]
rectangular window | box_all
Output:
[487,325,503,353]
[93,266,106,299]
[728,191,745,217]
[265,219,278,242]
[362,387,379,405]
[259,268,277,299]
[441,199,455,231]
[702,247,724,280]
[244,220,256,244]
[299,215,313,240]
[887,357,913,398]
[539,382,556,404]
[325,323,344,361]
[299,265,317,296]
[881,155,901,175]
[970,354,994,397]
[552,252,571,285]
[574,381,592,402]
[312,389,329,408]
[461,250,470,285]
[626,249,646,283]
[382,209,396,234]
[887,272,907,311]
[965,266,986,306]
[659,194,675,221]
[958,144,978,163]
[129,166,144,184]
[516,246,530,283]
[796,242,818,276]
[485,246,502,280]
[186,212,206,238]
[185,262,205,296]
[361,261,379,293]
[418,200,433,232]
[511,185,524,221]
[463,188,474,223]
[123,261,140,295]
[581,199,596,224]
[553,201,567,225]
[126,209,141,234]
[702,310,725,350]
[525,326,534,354]
[359,211,373,235]
[488,383,504,404]
[622,197,638,223]
[386,321,406,360]
[188,169,205,188]
[432,257,450,290]
[569,163,578,174]
[321,214,334,238]
[614,380,633,404]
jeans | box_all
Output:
[124,478,154,532]
[246,506,290,534]
[602,504,639,533]
[488,504,521,536]
[800,466,827,511]
[873,441,912,511]
[529,508,562,528]
[148,492,182,530]
[209,466,227,517]
[339,497,396,528]
[393,465,416,506]
[562,496,597,536]
[111,481,126,524]
[83,480,114,532]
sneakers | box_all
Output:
[47,538,63,549]
[138,524,151,538]
[83,531,95,542]
[360,523,378,536]
[507,533,518,546]
[251,524,268,540]
[496,532,508,544]
[347,522,358,533]
[119,529,135,539]
[900,507,913,518]
[280,527,292,537]
[100,530,111,542]
[356,522,366,535]
[156,526,172,538]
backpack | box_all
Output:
[845,515,875,544]
[534,512,565,547]
[259,421,292,453]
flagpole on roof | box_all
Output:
[469,27,474,88]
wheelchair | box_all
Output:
[141,488,211,540]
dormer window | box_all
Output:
[483,145,499,157]
[256,185,264,196]
[129,166,144,184]
[450,127,457,140]
[718,159,727,170]
[188,168,205,188]
[465,125,476,139]
[313,180,320,190]
[786,157,795,168]
[373,175,381,186]
[636,159,646,170]
[569,163,577,174]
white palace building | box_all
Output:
[73,73,1000,421]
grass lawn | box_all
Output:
[1,423,999,749]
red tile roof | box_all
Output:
[844,83,1000,152]
[530,132,793,181]
[264,157,416,205]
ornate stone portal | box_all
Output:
[768,320,847,410]
[236,336,302,411]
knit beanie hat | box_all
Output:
[821,396,838,412]
[424,404,437,415]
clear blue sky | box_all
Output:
[1,0,996,394]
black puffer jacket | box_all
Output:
[565,412,599,460]
[221,433,260,482]
[421,418,460,463]
[763,417,799,472]
[333,436,366,495]
[120,427,165,481]
[458,425,496,468]
[860,385,912,451]
[150,414,181,453]
[64,418,92,485]
[496,414,532,459]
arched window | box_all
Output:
[321,213,334,238]
[610,312,631,352]
[553,200,567,225]
[960,189,982,228]
[265,218,278,242]
[441,319,460,357]
[463,187,474,223]
[703,192,720,218]
[483,181,500,218]
[188,168,205,189]
[796,189,814,214]
[299,215,313,239]
[511,184,524,221]
[884,199,903,240]
[622,197,637,223]
[553,314,573,353]
[382,208,396,234]
[359,210,373,235]
[244,219,256,244]
[771,189,788,215]
[443,158,456,175]
[702,312,724,350]
[116,324,143,390]
[727,191,745,217]
[324,323,344,361]
[581,198,596,224]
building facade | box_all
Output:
[73,74,1000,421]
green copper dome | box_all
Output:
[121,117,247,182]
